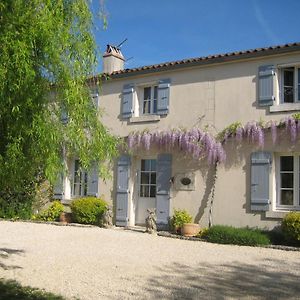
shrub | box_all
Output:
[0,196,33,220]
[71,197,107,225]
[196,227,209,238]
[205,225,270,246]
[170,209,192,231]
[36,200,64,221]
[282,212,300,246]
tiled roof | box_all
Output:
[93,42,300,80]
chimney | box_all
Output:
[103,44,125,74]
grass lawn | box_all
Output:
[0,279,66,300]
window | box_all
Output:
[280,67,300,103]
[72,159,88,197]
[277,155,300,208]
[142,86,158,115]
[140,159,156,198]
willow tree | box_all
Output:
[0,0,118,215]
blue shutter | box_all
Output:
[250,151,272,211]
[116,155,131,226]
[157,79,171,115]
[258,65,275,107]
[156,154,172,226]
[122,84,134,118]
[87,163,98,197]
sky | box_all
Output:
[92,0,300,72]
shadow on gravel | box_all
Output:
[0,248,24,270]
[0,279,65,300]
[142,258,300,299]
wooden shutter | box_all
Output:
[116,155,131,226]
[87,163,98,197]
[157,79,171,115]
[156,154,172,226]
[250,151,272,211]
[122,84,134,118]
[258,65,275,107]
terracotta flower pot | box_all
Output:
[59,212,72,224]
[181,223,200,237]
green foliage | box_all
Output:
[292,113,300,121]
[71,197,107,225]
[205,225,270,246]
[217,121,242,141]
[196,227,209,238]
[171,209,193,229]
[282,212,300,246]
[36,200,64,221]
[0,279,65,300]
[0,195,33,220]
[0,1,118,208]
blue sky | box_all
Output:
[92,0,300,71]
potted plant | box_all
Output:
[181,222,200,237]
[171,209,193,234]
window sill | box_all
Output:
[265,210,297,219]
[129,115,160,123]
[269,103,300,113]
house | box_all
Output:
[56,42,300,230]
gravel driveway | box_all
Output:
[0,221,299,300]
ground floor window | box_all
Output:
[277,155,300,208]
[72,159,88,197]
[140,159,156,198]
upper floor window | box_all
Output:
[142,86,158,115]
[121,79,170,119]
[281,67,300,103]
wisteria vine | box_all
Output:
[126,114,300,165]
[127,128,226,164]
[219,114,300,146]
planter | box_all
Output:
[181,223,200,237]
[59,212,72,224]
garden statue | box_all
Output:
[103,206,113,228]
[145,208,157,234]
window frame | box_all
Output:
[278,65,300,104]
[276,153,300,210]
[139,159,157,198]
[71,159,88,198]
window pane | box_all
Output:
[143,100,150,114]
[150,173,156,184]
[281,173,294,188]
[150,159,156,171]
[140,172,149,184]
[154,86,158,99]
[283,69,294,103]
[141,159,151,171]
[140,185,149,197]
[280,156,293,171]
[150,186,156,198]
[281,190,294,205]
[144,87,151,100]
[153,99,157,113]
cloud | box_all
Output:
[252,0,279,44]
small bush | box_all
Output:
[36,201,64,221]
[170,209,192,232]
[282,212,300,246]
[196,227,209,238]
[71,197,107,225]
[205,225,270,246]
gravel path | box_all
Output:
[0,221,300,300]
